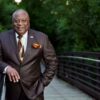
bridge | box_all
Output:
[1,52,99,100]
[44,76,94,100]
[44,51,99,100]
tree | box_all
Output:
[1,0,100,53]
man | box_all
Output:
[0,9,58,100]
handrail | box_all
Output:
[57,52,100,100]
[58,55,100,62]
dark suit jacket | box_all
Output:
[0,29,58,100]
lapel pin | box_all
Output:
[30,36,34,38]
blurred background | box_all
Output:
[0,0,100,53]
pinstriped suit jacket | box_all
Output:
[0,29,58,100]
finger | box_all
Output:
[8,74,12,82]
[14,71,20,81]
[12,75,17,83]
[13,71,20,83]
[14,75,19,82]
[11,73,16,83]
[15,72,20,80]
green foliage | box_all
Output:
[0,0,18,30]
[1,0,100,53]
[0,24,6,32]
[55,0,100,52]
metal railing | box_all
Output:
[57,52,100,100]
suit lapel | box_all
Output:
[23,29,37,64]
[9,30,20,64]
[9,29,38,64]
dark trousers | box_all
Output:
[19,89,29,100]
[6,82,44,100]
[19,89,44,100]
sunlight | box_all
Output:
[14,0,22,5]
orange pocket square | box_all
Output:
[32,43,42,49]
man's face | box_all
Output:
[13,12,30,35]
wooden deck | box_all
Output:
[44,76,94,100]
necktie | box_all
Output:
[18,35,24,63]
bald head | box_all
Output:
[12,9,30,35]
[12,9,30,21]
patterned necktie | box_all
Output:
[18,35,24,63]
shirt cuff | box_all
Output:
[3,66,9,74]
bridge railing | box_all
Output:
[57,52,100,100]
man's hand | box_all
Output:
[6,66,20,83]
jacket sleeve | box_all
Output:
[0,39,8,73]
[42,35,58,86]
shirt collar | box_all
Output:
[16,31,28,38]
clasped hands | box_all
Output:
[6,66,20,83]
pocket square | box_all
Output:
[32,43,42,49]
